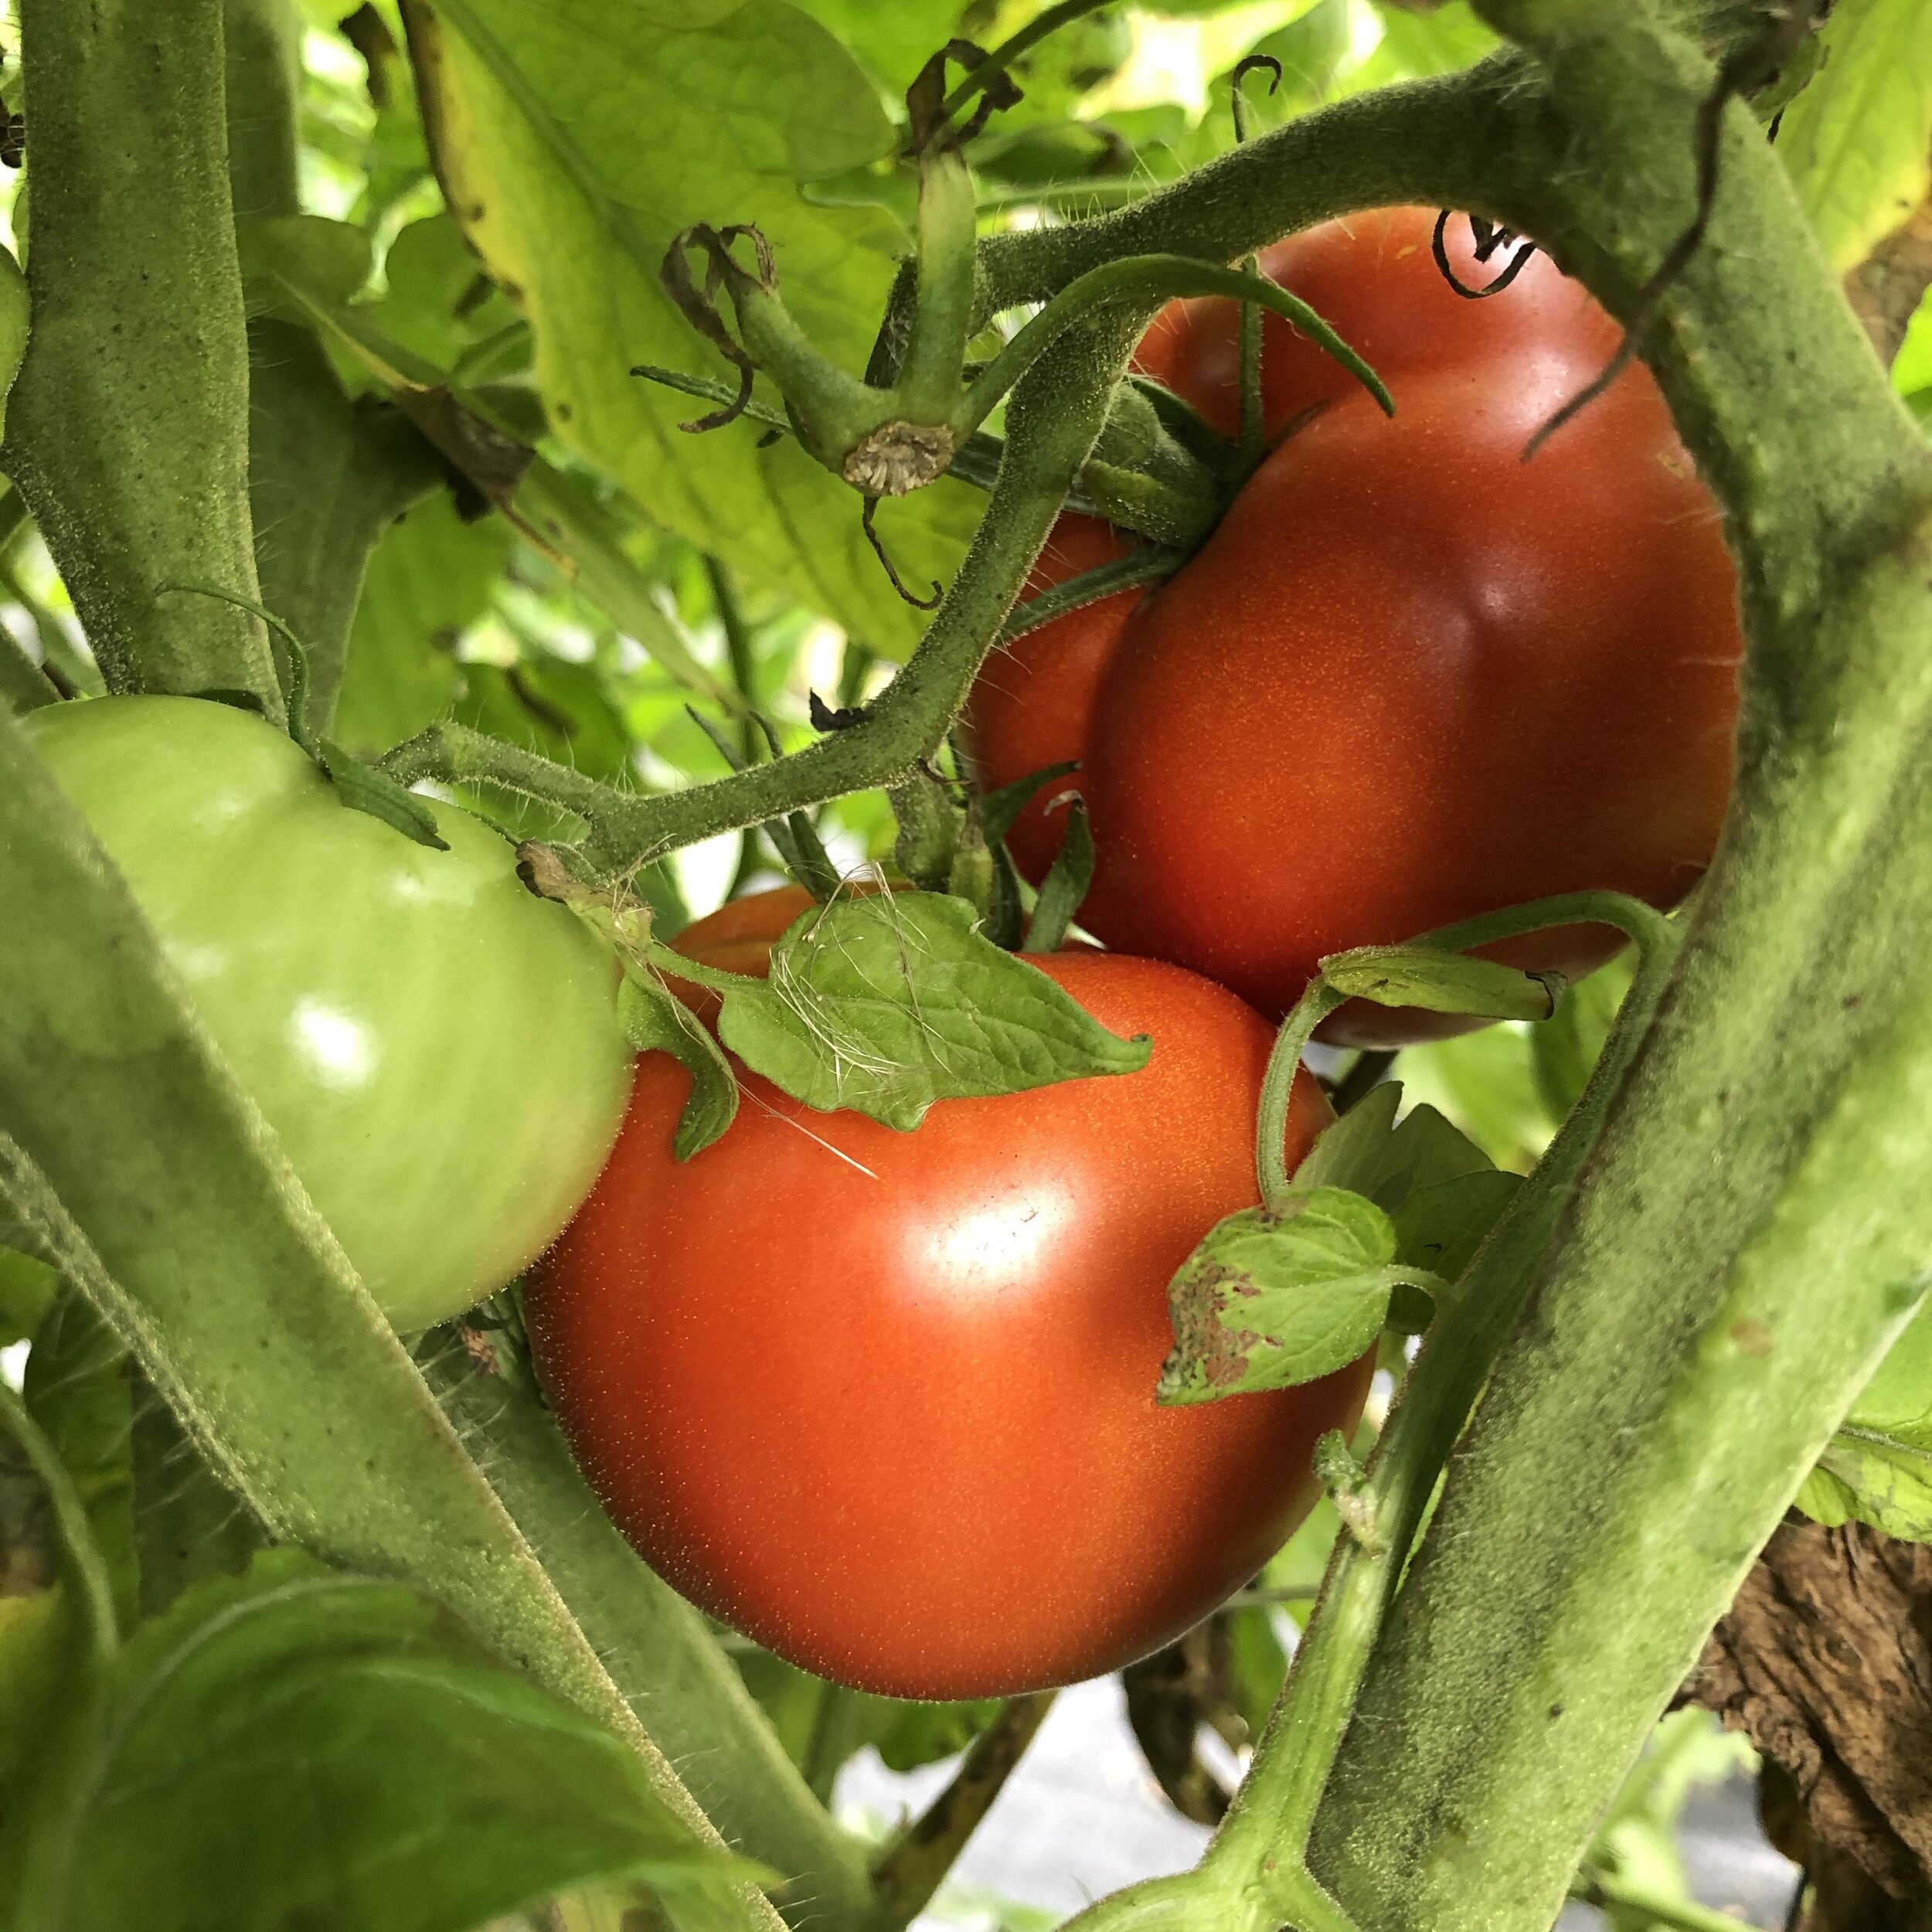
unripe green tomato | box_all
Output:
[26,695,632,1331]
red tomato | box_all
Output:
[964,514,1148,883]
[531,918,1359,1699]
[966,209,1740,1041]
[1151,206,1621,437]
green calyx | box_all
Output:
[639,34,1392,567]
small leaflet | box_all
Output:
[1321,944,1564,1022]
[1157,1189,1410,1406]
[716,889,1149,1131]
[619,975,739,1161]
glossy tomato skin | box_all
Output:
[532,941,1360,1699]
[1148,206,1622,437]
[26,695,633,1330]
[1080,347,1740,1039]
[963,514,1148,883]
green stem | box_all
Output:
[871,1692,1058,1927]
[8,0,281,718]
[385,322,1140,878]
[1570,1869,1764,1932]
[1211,899,1682,1910]
[0,707,781,1932]
[417,1336,879,1930]
[954,257,1391,440]
[895,149,978,423]
[0,1379,117,1671]
[940,0,1121,124]
[1255,981,1347,1208]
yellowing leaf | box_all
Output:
[1777,0,1932,274]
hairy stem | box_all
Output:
[871,1692,1057,1927]
[8,0,281,716]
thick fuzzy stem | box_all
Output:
[8,0,281,716]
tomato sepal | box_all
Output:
[617,977,739,1162]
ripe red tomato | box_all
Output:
[1148,205,1621,439]
[964,513,1150,883]
[967,209,1740,1041]
[531,904,1361,1698]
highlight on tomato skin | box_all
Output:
[963,206,1743,1045]
[529,927,1366,1700]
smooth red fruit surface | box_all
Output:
[1149,205,1621,437]
[965,207,1740,1041]
[1081,354,1740,1039]
[531,938,1360,1699]
[964,514,1148,881]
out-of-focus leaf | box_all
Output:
[0,1248,56,1349]
[22,1291,134,1631]
[1529,954,1631,1128]
[1292,1083,1492,1214]
[418,0,982,655]
[790,0,964,97]
[1796,1432,1932,1543]
[1776,0,1932,275]
[2,1549,747,1932]
[717,890,1149,1128]
[333,492,512,758]
[1356,2,1498,85]
[1399,1024,1551,1174]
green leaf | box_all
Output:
[1293,1083,1494,1214]
[332,492,512,759]
[318,738,452,850]
[1798,1431,1932,1542]
[0,1247,56,1349]
[0,245,27,444]
[1844,1294,1932,1447]
[716,890,1151,1130]
[1157,1189,1405,1406]
[418,0,981,654]
[1321,944,1564,1022]
[2,1549,745,1932]
[236,213,374,316]
[619,976,739,1161]
[1774,0,1932,274]
[23,1289,135,1631]
[1392,1170,1523,1284]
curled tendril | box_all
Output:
[658,223,777,431]
[1230,53,1281,145]
[1430,210,1539,301]
[862,498,943,610]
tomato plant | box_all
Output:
[2,5,1930,1932]
[532,900,1355,1698]
[24,695,632,1331]
[971,209,1741,1039]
